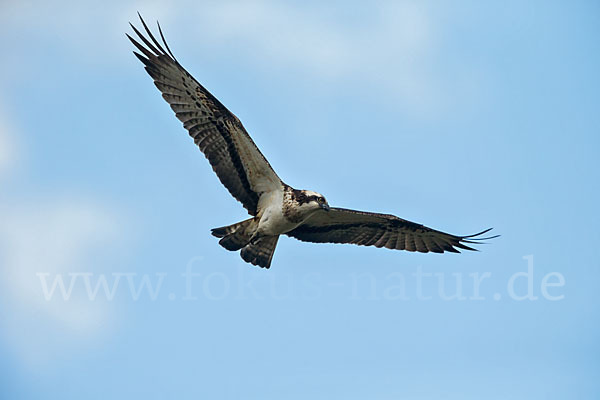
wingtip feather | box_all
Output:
[157,20,178,61]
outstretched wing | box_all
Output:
[128,15,281,215]
[286,207,497,253]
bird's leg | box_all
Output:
[248,231,263,245]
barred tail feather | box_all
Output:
[241,236,279,269]
[212,218,257,251]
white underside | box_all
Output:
[256,189,299,236]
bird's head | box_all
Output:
[297,190,330,212]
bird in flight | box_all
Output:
[128,15,496,269]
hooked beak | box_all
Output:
[321,203,330,212]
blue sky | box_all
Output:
[1,1,599,399]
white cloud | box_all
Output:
[1,0,448,114]
[0,202,125,372]
[0,104,17,179]
[0,202,118,330]
[187,0,440,112]
[0,200,122,367]
[193,1,354,76]
[0,101,123,370]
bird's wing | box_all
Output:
[286,207,497,253]
[128,15,281,215]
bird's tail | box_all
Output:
[212,219,279,268]
[211,218,258,251]
[240,235,279,269]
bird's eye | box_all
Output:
[318,197,324,203]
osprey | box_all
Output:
[128,16,496,269]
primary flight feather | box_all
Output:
[128,15,497,269]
